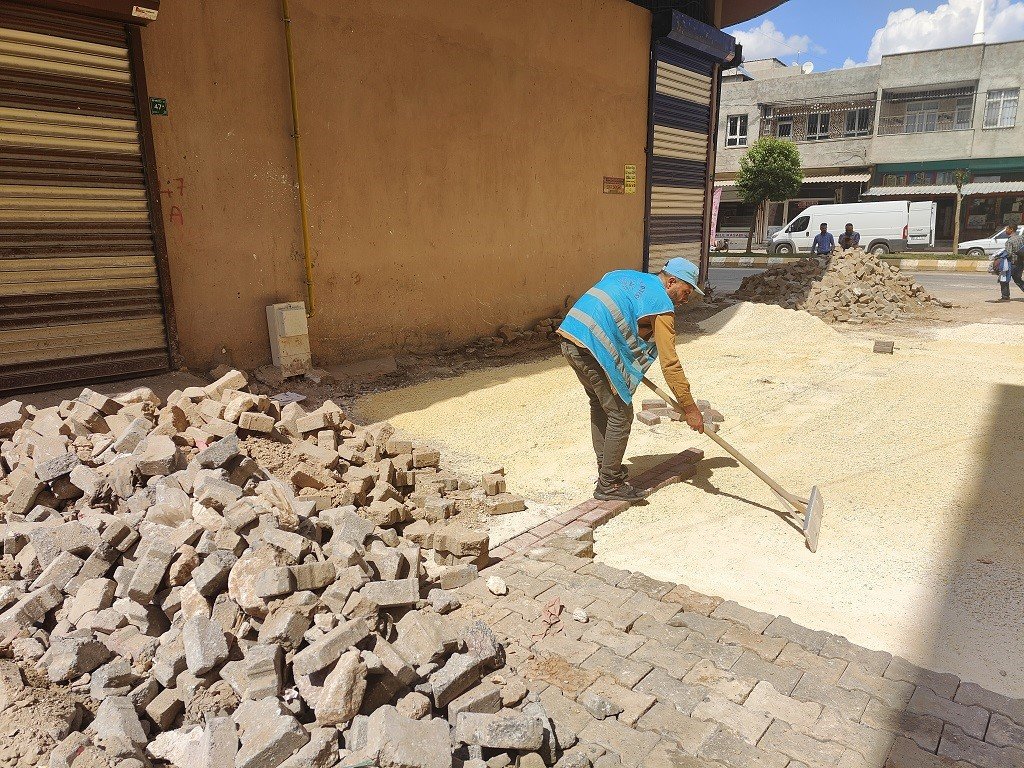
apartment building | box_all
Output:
[714,40,1024,247]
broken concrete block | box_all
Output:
[45,634,112,682]
[204,369,248,400]
[146,686,185,730]
[235,712,309,768]
[243,644,282,700]
[36,453,80,483]
[196,434,240,469]
[91,695,148,749]
[136,435,182,477]
[190,550,237,597]
[127,538,176,603]
[314,649,367,726]
[256,567,295,599]
[482,473,507,496]
[4,477,44,516]
[412,448,440,468]
[431,652,482,708]
[198,716,238,768]
[238,411,275,434]
[0,400,27,438]
[182,615,230,675]
[455,710,545,750]
[364,706,452,768]
[359,578,419,608]
[484,493,527,516]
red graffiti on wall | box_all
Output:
[169,206,185,225]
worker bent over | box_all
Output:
[557,258,704,503]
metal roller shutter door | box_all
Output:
[0,0,169,394]
[645,42,715,274]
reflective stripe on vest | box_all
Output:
[587,287,657,371]
[565,307,639,390]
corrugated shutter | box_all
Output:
[645,42,715,274]
[0,0,168,394]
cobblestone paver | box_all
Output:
[451,536,1024,768]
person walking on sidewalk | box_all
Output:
[994,248,1013,301]
[811,223,835,256]
[838,223,860,250]
[1003,224,1024,294]
[558,258,704,503]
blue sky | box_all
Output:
[725,0,1024,72]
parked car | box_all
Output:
[768,201,937,256]
[957,226,1023,258]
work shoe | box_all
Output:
[594,482,645,502]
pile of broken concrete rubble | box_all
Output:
[733,248,949,323]
[0,370,557,768]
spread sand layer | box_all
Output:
[357,302,1024,695]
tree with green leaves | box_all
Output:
[735,136,803,252]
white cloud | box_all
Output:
[731,20,825,64]
[855,0,1024,65]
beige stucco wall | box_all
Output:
[141,0,652,370]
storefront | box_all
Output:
[865,159,1024,242]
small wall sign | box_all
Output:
[624,164,637,194]
[132,5,159,20]
[603,177,625,194]
[150,97,168,116]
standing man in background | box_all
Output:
[811,223,835,255]
[838,223,860,250]
[558,258,704,503]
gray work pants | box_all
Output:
[560,340,634,489]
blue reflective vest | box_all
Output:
[558,270,674,402]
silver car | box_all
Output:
[958,226,1023,258]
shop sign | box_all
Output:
[603,177,625,194]
[624,165,637,194]
[132,5,159,20]
[150,98,168,116]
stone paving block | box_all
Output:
[698,729,789,768]
[820,637,892,678]
[578,561,630,586]
[987,714,1024,750]
[670,612,733,641]
[759,721,847,767]
[535,584,598,616]
[579,717,662,768]
[635,668,708,715]
[617,573,675,600]
[533,635,600,666]
[938,724,1024,768]
[859,698,943,753]
[744,680,822,727]
[676,633,744,672]
[582,676,656,726]
[538,687,598,749]
[883,657,959,700]
[837,664,915,709]
[730,651,803,695]
[525,653,599,698]
[641,739,724,768]
[884,735,964,768]
[630,614,689,646]
[683,659,756,703]
[720,624,786,662]
[662,585,723,617]
[694,692,773,744]
[775,644,848,685]
[955,683,1024,727]
[763,617,832,653]
[583,621,646,658]
[906,687,988,741]
[790,672,871,722]
[810,707,896,765]
[581,648,653,690]
[631,639,701,680]
[585,599,644,632]
[636,702,718,754]
[504,572,552,599]
[622,591,679,623]
[712,601,775,634]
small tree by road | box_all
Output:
[735,137,803,252]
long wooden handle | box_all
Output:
[640,377,807,514]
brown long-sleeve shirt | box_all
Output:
[639,313,696,408]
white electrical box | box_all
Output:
[266,302,312,377]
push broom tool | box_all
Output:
[641,377,824,553]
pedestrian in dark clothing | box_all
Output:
[838,223,860,250]
[1003,225,1024,294]
[811,223,835,255]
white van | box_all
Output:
[768,201,937,256]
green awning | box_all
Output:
[875,157,1024,174]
